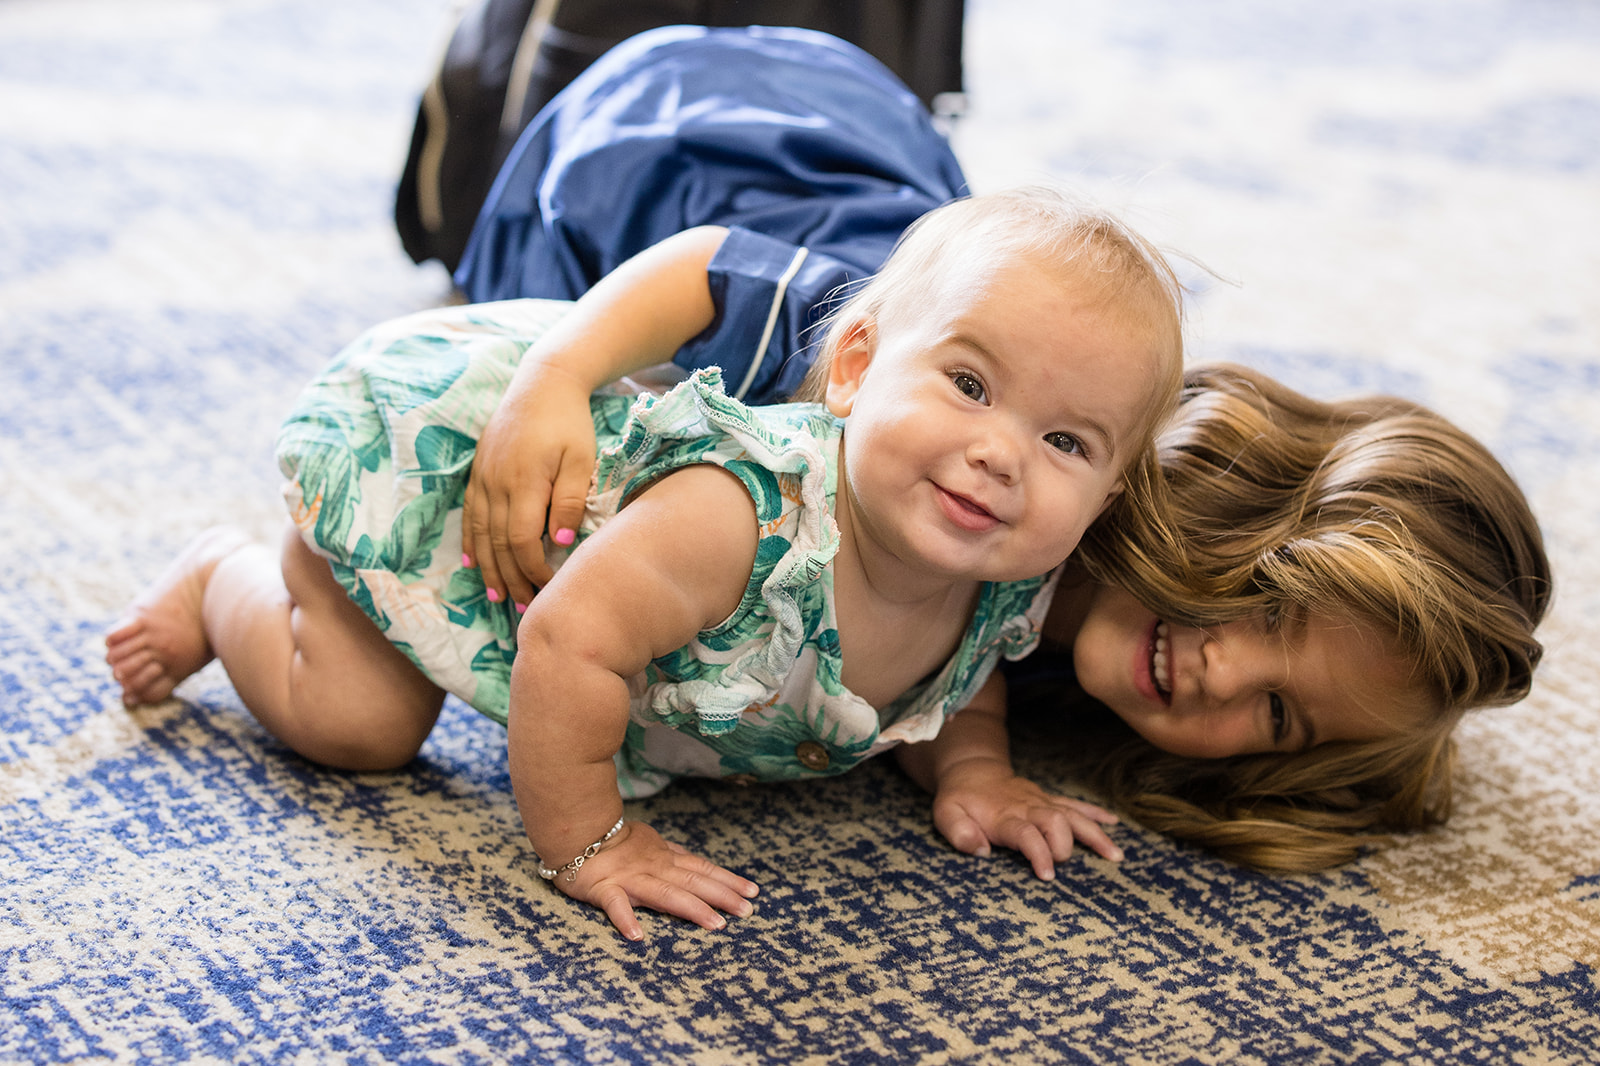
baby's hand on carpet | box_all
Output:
[555,820,759,941]
[931,761,1123,879]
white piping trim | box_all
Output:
[734,246,808,400]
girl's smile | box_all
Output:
[1073,585,1436,758]
[1144,619,1172,704]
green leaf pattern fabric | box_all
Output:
[277,299,1058,799]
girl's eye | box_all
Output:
[1045,432,1084,456]
[1260,605,1285,632]
[1269,693,1288,743]
[951,372,986,402]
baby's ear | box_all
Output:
[1095,480,1125,516]
[824,317,876,417]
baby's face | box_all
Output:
[826,252,1167,585]
[1071,584,1436,757]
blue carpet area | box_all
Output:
[2,0,1597,1062]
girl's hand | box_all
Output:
[462,366,596,608]
[930,758,1124,878]
[460,227,726,608]
[551,820,761,941]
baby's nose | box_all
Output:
[968,433,1020,479]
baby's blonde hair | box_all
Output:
[794,186,1187,479]
[1068,363,1552,871]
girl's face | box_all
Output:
[824,254,1167,585]
[1071,585,1435,758]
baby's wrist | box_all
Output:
[936,754,1015,791]
[532,340,641,396]
[508,352,604,406]
[530,813,628,883]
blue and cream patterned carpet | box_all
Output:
[3,0,1597,1062]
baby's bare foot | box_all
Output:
[106,527,255,706]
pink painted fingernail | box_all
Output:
[553,527,576,546]
[486,587,501,603]
[515,602,527,614]
[462,553,473,568]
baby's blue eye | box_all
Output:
[951,373,986,401]
[1045,432,1083,455]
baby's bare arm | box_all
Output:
[509,464,761,940]
[464,225,729,606]
[897,673,1124,877]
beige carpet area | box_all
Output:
[2,0,1596,1062]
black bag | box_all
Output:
[395,0,966,272]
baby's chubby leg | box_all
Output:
[107,523,444,770]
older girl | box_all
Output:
[1042,362,1550,872]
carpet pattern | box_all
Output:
[2,0,1597,1062]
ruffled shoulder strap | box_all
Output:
[591,370,844,736]
[875,566,1063,748]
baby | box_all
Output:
[107,189,1186,939]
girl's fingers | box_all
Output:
[504,492,553,602]
[546,450,594,554]
[461,482,503,597]
[475,488,524,607]
[461,476,489,568]
[460,486,477,568]
[474,534,507,607]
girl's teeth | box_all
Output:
[1151,621,1171,695]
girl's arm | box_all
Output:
[463,225,730,608]
[509,463,762,941]
[895,672,1125,878]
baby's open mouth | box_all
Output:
[944,489,994,519]
[1150,621,1172,701]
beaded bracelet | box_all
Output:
[536,816,626,882]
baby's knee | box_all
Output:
[287,684,440,772]
[294,720,429,773]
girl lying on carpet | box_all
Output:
[444,28,1550,874]
[106,185,1188,942]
